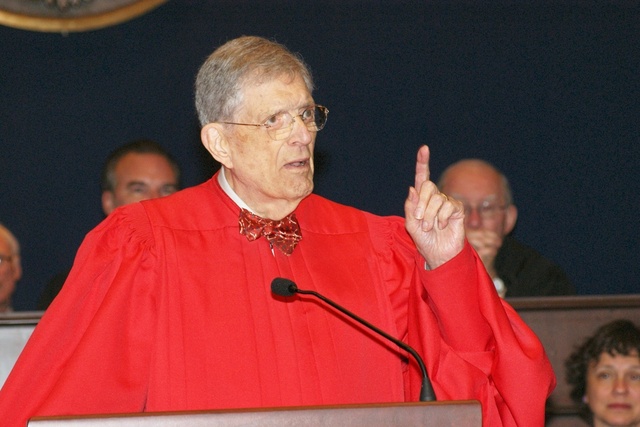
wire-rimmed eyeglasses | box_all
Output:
[220,105,329,141]
[463,201,508,220]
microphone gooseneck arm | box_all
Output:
[270,278,436,402]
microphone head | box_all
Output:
[271,278,297,297]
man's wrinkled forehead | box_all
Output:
[234,73,313,117]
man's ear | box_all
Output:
[101,191,115,216]
[201,123,233,169]
[11,256,22,282]
[504,204,518,235]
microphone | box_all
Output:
[271,277,436,402]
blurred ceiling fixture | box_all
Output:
[0,0,168,33]
[45,0,93,12]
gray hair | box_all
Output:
[194,36,315,126]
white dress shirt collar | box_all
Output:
[217,166,253,213]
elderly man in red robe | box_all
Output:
[0,36,554,426]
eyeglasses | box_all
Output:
[220,105,329,141]
[0,254,12,266]
[463,201,507,220]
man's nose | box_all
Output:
[147,189,162,200]
[289,116,313,145]
[464,206,483,229]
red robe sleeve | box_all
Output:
[364,212,555,426]
[0,207,158,427]
[407,242,556,426]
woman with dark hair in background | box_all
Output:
[566,319,640,427]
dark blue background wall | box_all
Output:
[1,1,638,310]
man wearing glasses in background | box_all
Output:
[0,223,21,313]
[0,36,554,427]
[438,159,575,297]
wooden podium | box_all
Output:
[28,401,481,426]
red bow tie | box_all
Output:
[239,208,302,255]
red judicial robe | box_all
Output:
[0,174,555,426]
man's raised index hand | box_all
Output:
[405,145,466,269]
[414,145,431,191]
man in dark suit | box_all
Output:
[438,159,575,297]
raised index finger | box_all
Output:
[414,145,431,190]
